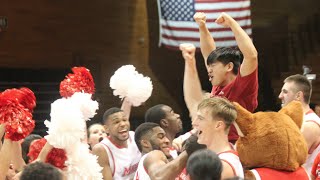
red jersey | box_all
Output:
[250,167,309,180]
[211,68,258,142]
[312,152,320,179]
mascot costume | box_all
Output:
[233,101,309,179]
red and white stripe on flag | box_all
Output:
[157,0,252,50]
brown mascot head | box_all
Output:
[233,101,307,172]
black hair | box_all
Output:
[144,104,166,124]
[310,102,317,111]
[134,122,160,152]
[207,47,243,75]
[102,107,123,124]
[20,162,63,180]
[187,149,223,180]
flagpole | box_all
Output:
[156,0,162,47]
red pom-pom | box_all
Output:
[28,138,67,169]
[0,87,36,141]
[19,87,36,112]
[0,102,35,141]
[59,67,95,98]
[0,87,36,112]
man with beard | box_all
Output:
[133,122,204,180]
[92,107,141,180]
[145,104,184,158]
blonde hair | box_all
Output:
[198,97,237,130]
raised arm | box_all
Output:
[11,140,26,173]
[92,143,113,179]
[180,43,204,121]
[194,12,216,65]
[121,98,132,120]
[145,150,188,180]
[0,139,14,180]
[216,12,258,76]
[0,124,4,151]
[36,141,53,162]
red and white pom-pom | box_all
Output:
[65,143,103,179]
[60,67,95,98]
[126,73,153,106]
[0,88,36,112]
[110,65,138,99]
[45,98,86,149]
[110,65,153,106]
[69,92,99,121]
[28,138,67,169]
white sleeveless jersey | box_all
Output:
[133,153,150,180]
[218,150,244,178]
[100,131,141,180]
[303,111,320,175]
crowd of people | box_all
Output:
[0,11,320,180]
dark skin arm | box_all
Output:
[121,98,132,120]
[92,143,113,179]
[144,150,188,180]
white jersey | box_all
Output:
[218,150,244,178]
[169,147,178,159]
[133,153,150,180]
[303,110,320,175]
[100,131,141,180]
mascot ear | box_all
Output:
[279,101,303,129]
[233,102,254,136]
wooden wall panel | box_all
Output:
[0,0,319,131]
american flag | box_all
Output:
[157,0,252,49]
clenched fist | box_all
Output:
[215,12,236,28]
[179,43,196,62]
[193,12,206,26]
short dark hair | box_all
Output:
[284,74,312,104]
[21,134,42,163]
[207,47,243,75]
[20,162,63,180]
[134,122,160,152]
[144,104,166,124]
[187,149,222,180]
[310,102,318,111]
[102,107,123,124]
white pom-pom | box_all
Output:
[109,65,153,106]
[65,143,103,179]
[126,73,153,106]
[70,92,99,121]
[45,98,86,149]
[109,65,138,99]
